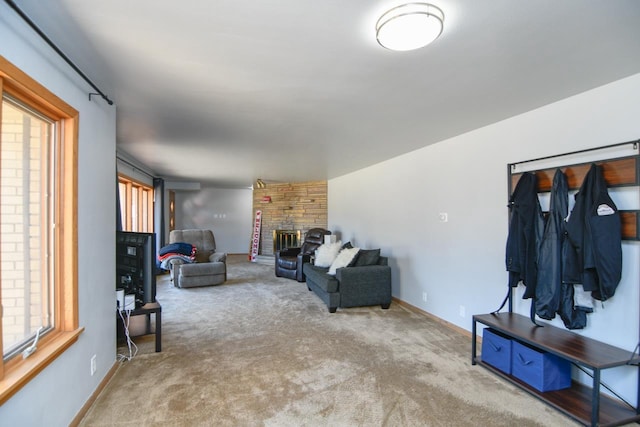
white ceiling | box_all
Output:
[11,0,640,188]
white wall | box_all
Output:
[0,4,117,425]
[329,73,640,403]
[175,186,253,254]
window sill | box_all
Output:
[0,327,84,405]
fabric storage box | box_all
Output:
[481,328,512,374]
[511,340,571,392]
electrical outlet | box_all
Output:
[422,292,428,302]
[90,354,97,376]
[459,305,466,318]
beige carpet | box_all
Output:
[81,255,577,426]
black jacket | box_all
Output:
[506,172,544,299]
[535,169,567,319]
[563,163,622,301]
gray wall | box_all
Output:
[329,73,640,404]
[174,186,253,254]
[0,3,117,425]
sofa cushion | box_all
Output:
[210,252,227,263]
[300,241,321,256]
[170,229,216,253]
[195,250,214,264]
[303,264,339,293]
[328,247,360,275]
[314,241,342,267]
[277,256,298,270]
[180,262,225,277]
[354,249,380,266]
[178,272,225,288]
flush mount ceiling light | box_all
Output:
[376,3,444,51]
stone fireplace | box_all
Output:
[252,181,327,257]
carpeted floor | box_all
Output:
[80,255,577,426]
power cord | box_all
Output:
[117,308,138,362]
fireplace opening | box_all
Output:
[273,229,301,253]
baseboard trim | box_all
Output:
[392,297,474,340]
[69,361,120,427]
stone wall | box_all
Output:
[252,181,327,256]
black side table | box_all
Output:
[117,301,162,352]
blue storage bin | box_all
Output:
[511,340,572,392]
[481,328,512,374]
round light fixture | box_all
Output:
[376,3,444,51]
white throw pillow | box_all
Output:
[328,247,360,275]
[314,241,342,267]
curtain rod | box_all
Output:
[116,155,155,179]
[4,0,114,106]
[509,139,639,170]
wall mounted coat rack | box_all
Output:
[472,139,640,426]
[508,140,639,241]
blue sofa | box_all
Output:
[303,255,392,313]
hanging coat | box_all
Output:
[535,169,567,320]
[505,172,544,299]
[558,282,588,329]
[563,163,622,301]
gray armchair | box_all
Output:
[169,229,227,288]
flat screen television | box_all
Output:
[116,231,156,308]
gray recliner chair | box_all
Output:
[169,229,227,288]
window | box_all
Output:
[1,96,53,359]
[0,56,82,404]
[118,175,154,232]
